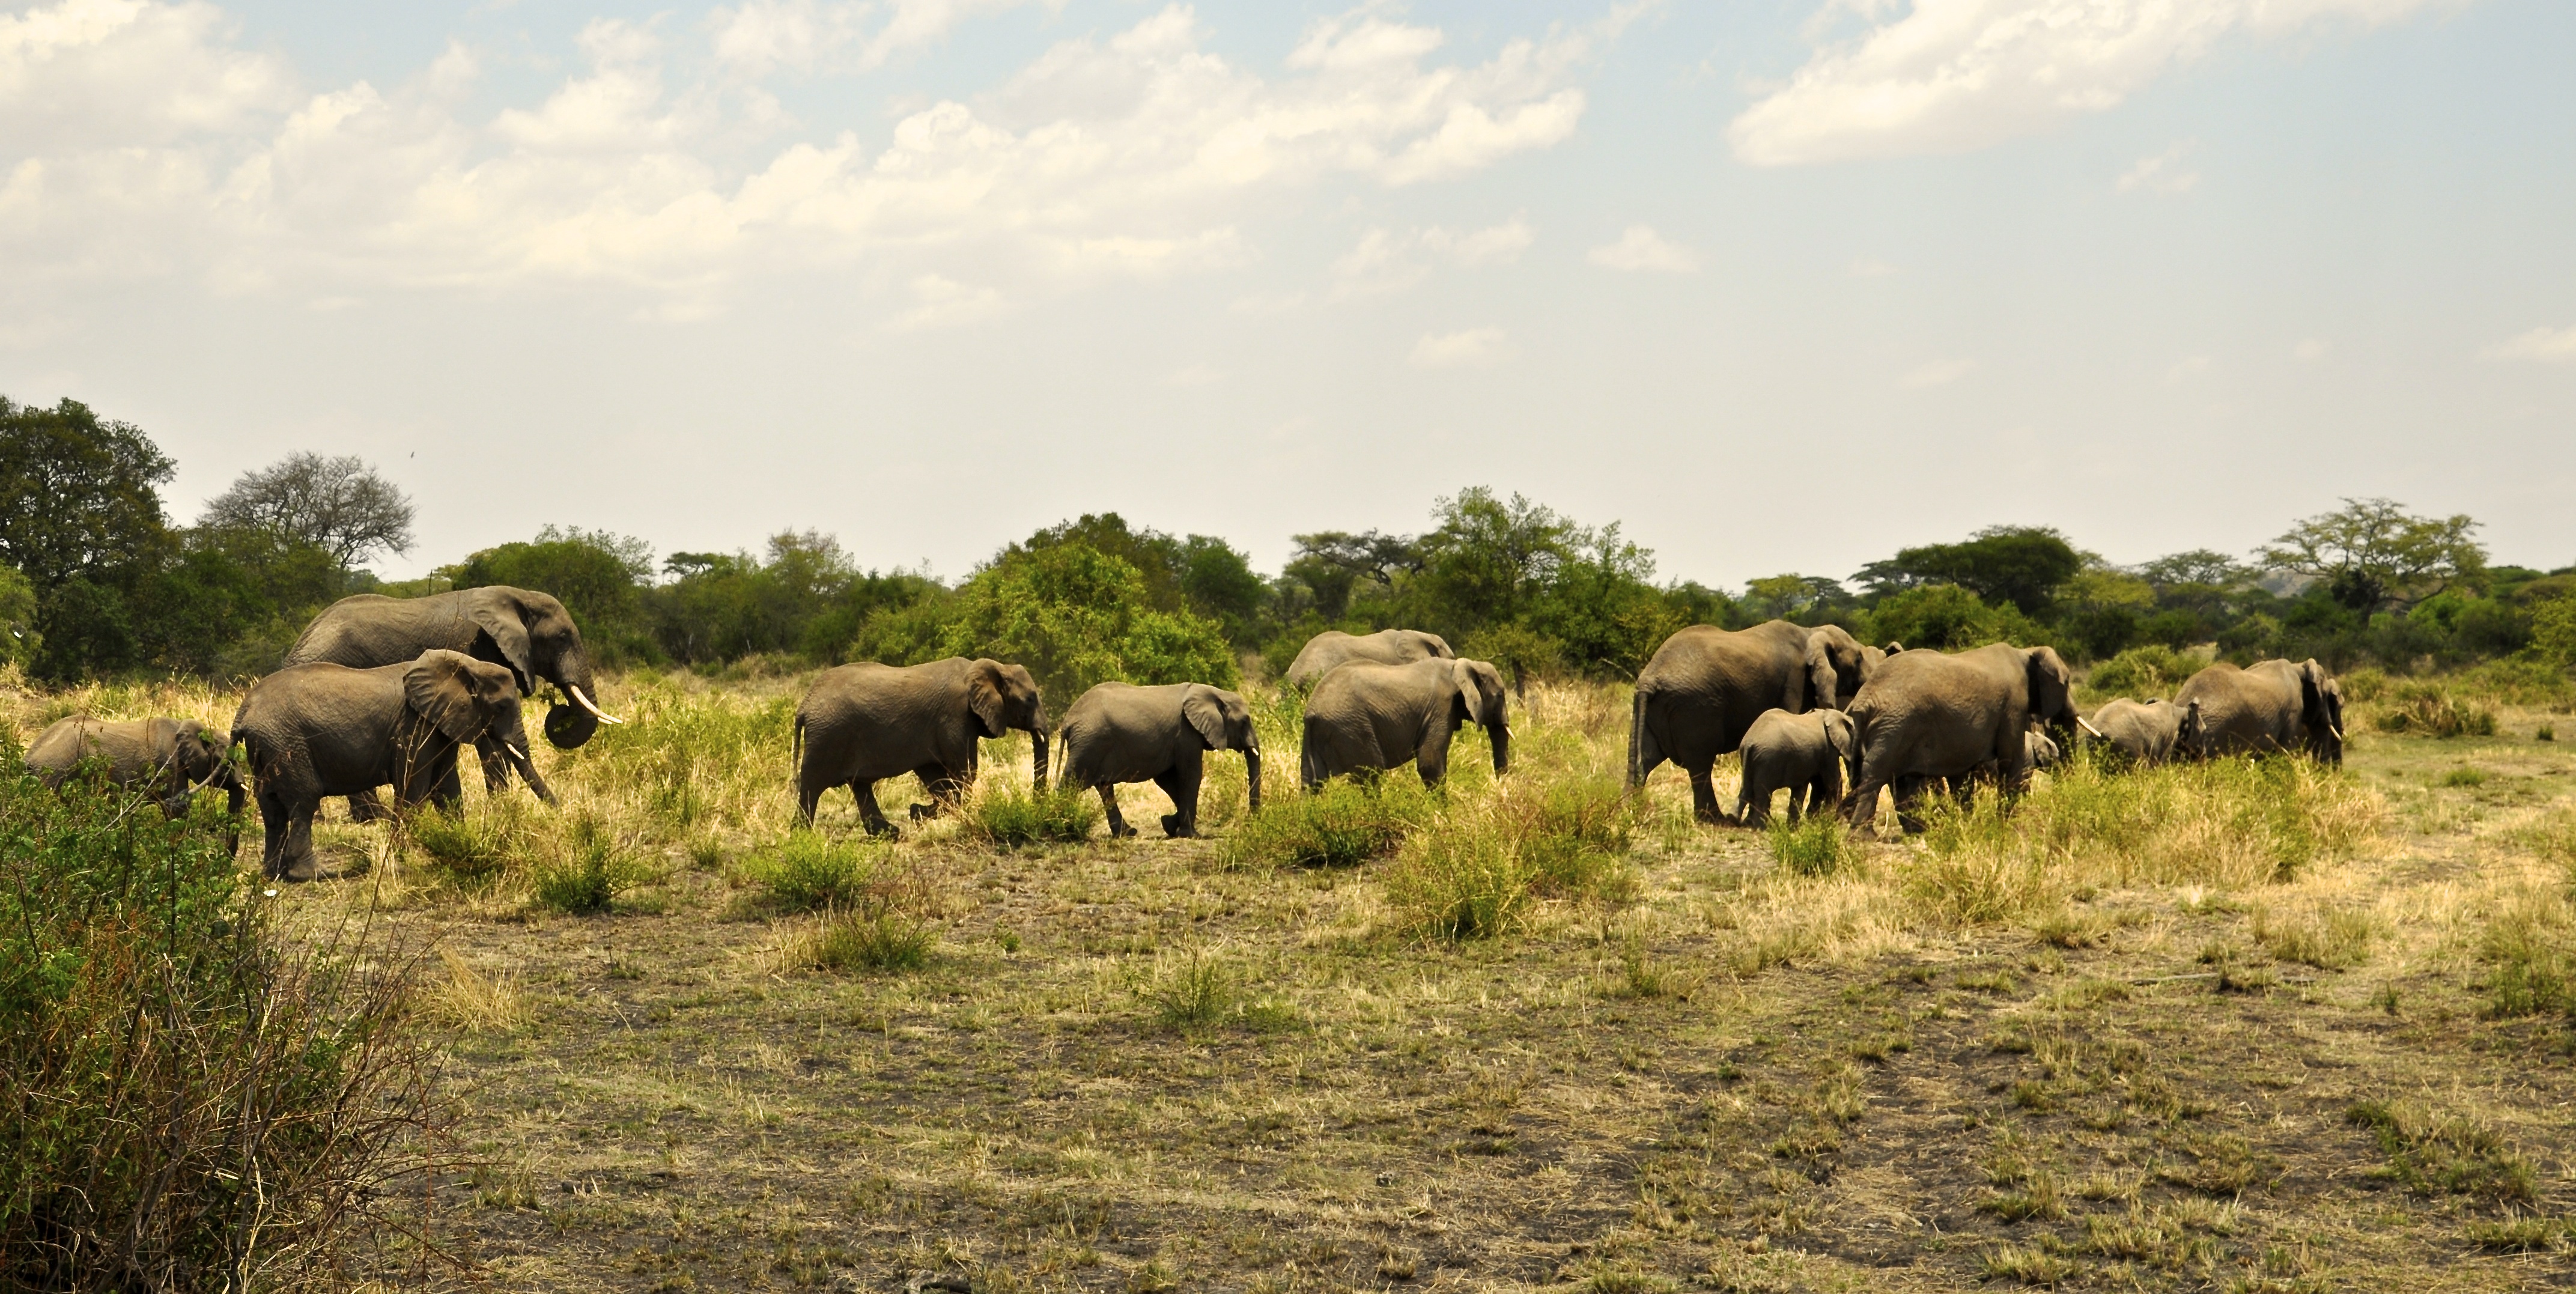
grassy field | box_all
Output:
[8,663,2576,1292]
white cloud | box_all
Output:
[0,2,1605,308]
[893,273,1007,329]
[1587,224,1699,273]
[1847,257,1897,277]
[1331,218,1531,298]
[1730,0,2446,166]
[2293,338,2330,361]
[2485,325,2576,365]
[1409,326,1508,368]
[2117,142,2198,194]
[1902,357,1972,387]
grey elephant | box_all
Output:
[1629,621,1879,823]
[1842,643,2093,831]
[1281,629,1453,690]
[2172,659,2344,764]
[231,650,536,881]
[27,715,246,848]
[2089,697,2203,766]
[1301,657,1509,789]
[1057,682,1261,838]
[794,658,1047,834]
[1733,708,1858,828]
[286,586,624,814]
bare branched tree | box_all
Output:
[200,452,415,568]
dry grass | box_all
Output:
[422,946,529,1032]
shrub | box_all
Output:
[1143,947,1238,1031]
[1220,779,1427,869]
[2373,681,2497,738]
[2083,644,2202,699]
[783,908,939,974]
[1381,783,1638,941]
[1383,811,1530,940]
[532,814,658,913]
[960,783,1102,847]
[750,831,887,912]
[1767,813,1850,878]
[0,758,431,1289]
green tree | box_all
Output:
[0,396,174,593]
[1412,488,1576,634]
[454,526,657,662]
[2259,497,2485,615]
[1284,530,1420,622]
[1855,526,2084,616]
[198,452,415,570]
[1865,585,2040,651]
[2532,594,2576,671]
[0,564,40,669]
[939,541,1236,703]
[1743,574,1848,622]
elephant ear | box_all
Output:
[406,651,491,744]
[1800,631,1842,711]
[1182,687,1230,750]
[1823,711,1858,764]
[1453,659,1489,721]
[967,661,1010,739]
[2026,647,2073,720]
[144,717,184,762]
[469,598,536,693]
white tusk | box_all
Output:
[568,684,625,725]
[2329,725,2344,743]
[2077,716,2104,739]
[507,743,528,761]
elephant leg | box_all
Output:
[1841,777,1884,831]
[851,780,899,837]
[345,789,391,824]
[1097,785,1134,838]
[1155,760,1200,837]
[258,789,291,879]
[910,762,966,821]
[271,797,321,883]
[431,758,466,813]
[1893,774,1931,835]
[1686,760,1728,825]
[1415,727,1452,789]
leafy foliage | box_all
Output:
[198,451,415,568]
[939,540,1237,700]
[2261,497,2486,614]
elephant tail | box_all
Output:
[791,711,806,795]
[1300,717,1322,792]
[1626,686,1652,792]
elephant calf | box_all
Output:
[1057,682,1260,838]
[1733,708,1856,828]
[232,649,537,882]
[2089,697,2202,766]
[1301,657,1509,789]
[27,715,246,846]
[795,657,1047,835]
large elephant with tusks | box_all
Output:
[1841,643,2092,831]
[1629,621,1883,823]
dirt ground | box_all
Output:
[357,704,2576,1293]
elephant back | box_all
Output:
[285,592,479,668]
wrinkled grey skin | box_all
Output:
[794,658,1047,836]
[1057,682,1261,839]
[232,650,535,881]
[1941,725,2068,799]
[28,715,246,851]
[287,586,605,813]
[1629,621,1879,823]
[1733,708,1857,828]
[2089,697,2203,766]
[2172,658,2345,765]
[1301,657,1510,789]
[1842,643,2082,832]
[1282,629,1454,690]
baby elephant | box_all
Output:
[1734,708,1858,828]
[2088,697,2202,766]
[27,715,246,848]
[1056,682,1261,838]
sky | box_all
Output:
[2,0,2571,588]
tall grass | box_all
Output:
[2371,681,2499,738]
[958,783,1102,847]
[0,756,433,1290]
[1381,777,1638,941]
[1221,778,1432,869]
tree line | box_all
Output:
[5,395,2574,702]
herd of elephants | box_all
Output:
[20,586,2349,882]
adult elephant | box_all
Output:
[2171,660,2344,765]
[28,715,246,848]
[1841,643,2091,831]
[794,658,1047,835]
[1301,657,1509,789]
[2089,697,2203,767]
[1057,682,1261,839]
[1281,629,1453,690]
[286,586,623,812]
[232,650,534,882]
[1627,621,1880,823]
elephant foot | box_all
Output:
[1159,813,1194,839]
[907,802,938,822]
[271,855,323,884]
[1108,822,1138,839]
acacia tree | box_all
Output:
[200,452,415,570]
[2259,498,2485,614]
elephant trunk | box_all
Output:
[1489,723,1511,777]
[542,649,612,750]
[1030,728,1050,792]
[1245,746,1263,813]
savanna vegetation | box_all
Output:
[9,396,2576,1290]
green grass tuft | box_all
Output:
[1220,778,1427,869]
[2372,681,2498,738]
[532,814,659,914]
[959,783,1102,847]
[749,831,887,913]
[2346,1101,2539,1204]
[1766,813,1849,878]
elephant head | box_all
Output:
[402,650,536,791]
[464,588,622,750]
[2176,697,2205,759]
[1183,685,1263,812]
[967,659,1049,788]
[150,717,245,810]
[2022,646,2083,743]
[1453,658,1511,776]
[1820,709,1859,780]
[2295,659,2344,765]
[1802,625,1873,711]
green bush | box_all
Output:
[407,800,526,888]
[1767,813,1850,878]
[2083,644,2201,699]
[939,539,1238,702]
[1381,783,1639,941]
[960,784,1104,847]
[2373,682,2497,738]
[2480,888,2574,1023]
[532,815,658,913]
[0,751,427,1288]
[1220,778,1427,869]
[750,831,887,911]
[797,908,938,974]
